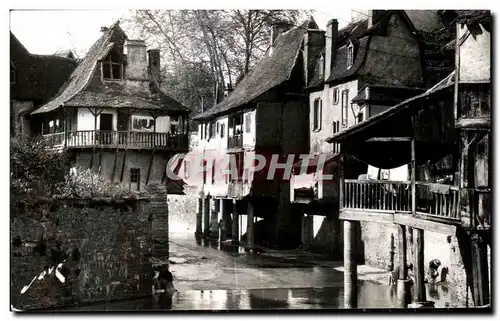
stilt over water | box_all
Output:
[232,200,239,248]
[343,220,358,308]
[471,232,490,307]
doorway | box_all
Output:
[99,113,113,144]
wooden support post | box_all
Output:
[471,232,490,307]
[111,149,118,182]
[210,198,219,242]
[411,138,416,215]
[398,225,408,280]
[414,228,426,303]
[195,198,203,239]
[344,220,358,308]
[232,199,239,247]
[63,106,68,148]
[146,151,155,185]
[203,197,210,238]
[246,201,254,251]
[397,224,411,307]
[339,153,344,209]
[120,150,127,183]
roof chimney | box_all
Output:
[125,39,147,81]
[100,26,109,32]
[223,84,233,98]
[324,19,338,81]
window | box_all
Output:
[245,113,252,133]
[357,112,364,124]
[199,124,203,140]
[220,123,225,138]
[130,168,140,191]
[332,120,340,134]
[209,120,216,139]
[313,98,322,131]
[332,88,339,105]
[216,122,220,134]
[347,42,354,69]
[211,160,216,184]
[341,90,349,126]
[101,50,124,80]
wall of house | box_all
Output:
[458,23,491,83]
[242,109,256,149]
[282,99,309,156]
[361,13,422,87]
[255,102,281,148]
[357,222,478,307]
[10,196,156,310]
[309,80,359,155]
[73,150,169,189]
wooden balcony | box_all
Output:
[43,130,189,151]
[340,179,461,234]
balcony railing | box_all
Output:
[228,134,243,149]
[342,179,460,220]
[43,130,189,150]
[343,180,412,212]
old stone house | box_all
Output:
[29,22,190,192]
[190,18,320,249]
[10,32,77,137]
[290,10,429,255]
[327,10,490,308]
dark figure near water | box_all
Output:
[152,268,176,310]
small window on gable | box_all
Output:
[102,49,124,81]
[313,98,322,131]
[347,42,354,69]
[332,88,339,105]
[357,112,364,124]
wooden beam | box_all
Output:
[146,151,155,185]
[455,118,491,129]
[394,214,457,235]
[120,149,127,182]
[365,137,412,142]
[411,138,416,215]
[340,209,394,224]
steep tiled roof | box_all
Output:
[31,21,189,115]
[193,20,310,121]
[325,35,370,84]
[10,32,77,102]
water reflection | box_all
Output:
[59,281,454,311]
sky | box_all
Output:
[9,9,353,58]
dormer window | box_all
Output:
[347,42,354,69]
[102,49,124,80]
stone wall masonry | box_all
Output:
[167,185,198,234]
[10,196,158,311]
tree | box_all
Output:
[123,10,312,113]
